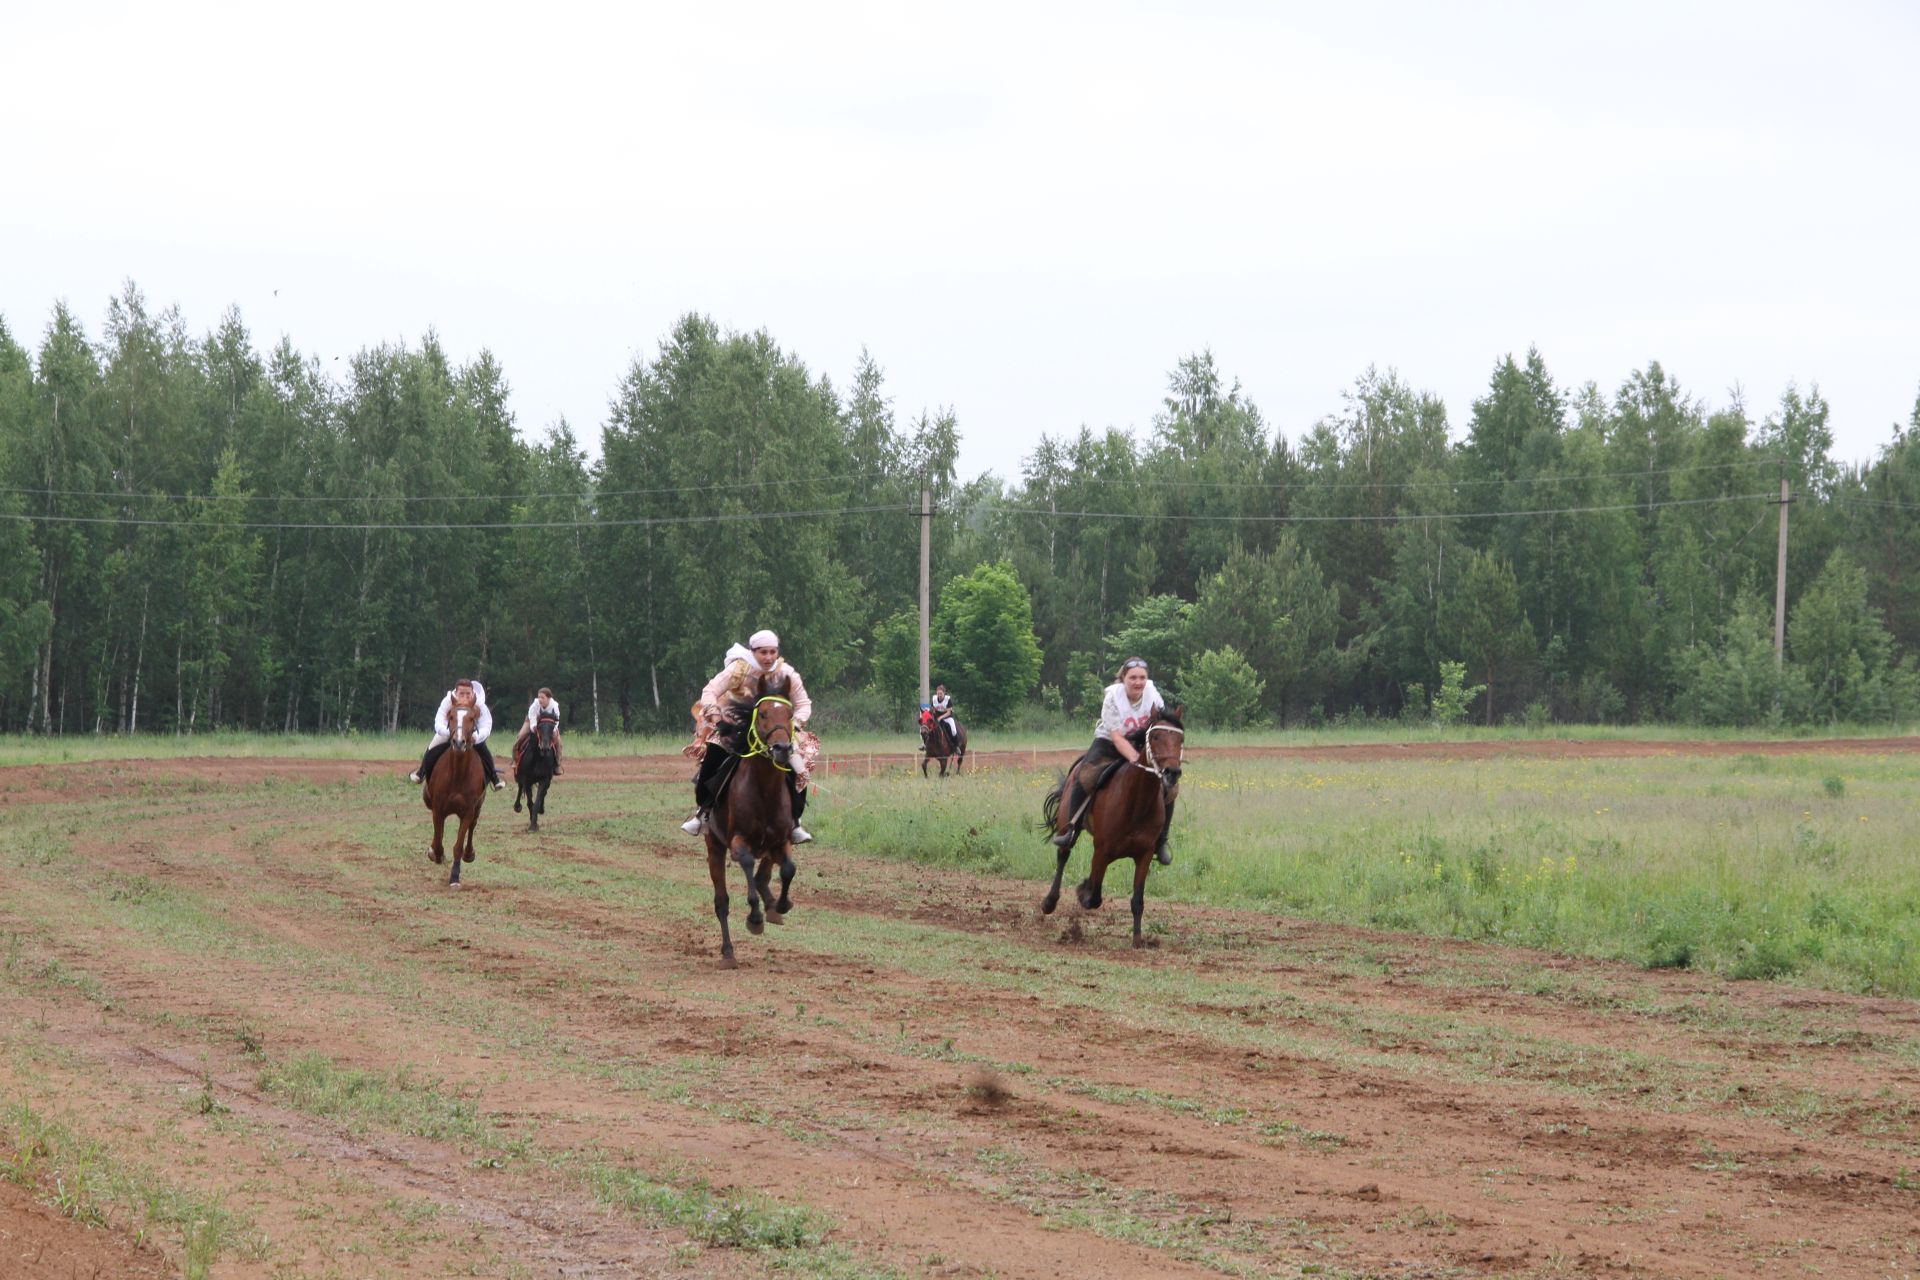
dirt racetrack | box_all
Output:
[2,740,1917,1279]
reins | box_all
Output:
[739,696,795,771]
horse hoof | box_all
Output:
[1040,895,1059,916]
[428,849,443,864]
[747,916,764,936]
[774,897,792,914]
[1132,935,1146,949]
[448,880,462,890]
[764,909,784,925]
[719,952,738,970]
[513,801,522,812]
[1076,888,1099,911]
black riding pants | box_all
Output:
[420,740,500,783]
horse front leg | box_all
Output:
[755,856,783,924]
[536,777,550,818]
[775,855,796,915]
[429,807,447,864]
[1077,845,1112,911]
[1129,851,1152,948]
[733,839,764,935]
[707,838,736,968]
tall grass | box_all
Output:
[821,751,1920,996]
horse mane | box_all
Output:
[1123,704,1183,749]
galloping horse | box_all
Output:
[919,708,968,777]
[1040,705,1185,946]
[513,717,558,832]
[702,670,801,967]
[424,701,488,886]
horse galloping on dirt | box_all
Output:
[1040,706,1185,946]
[703,671,801,967]
[513,717,559,831]
[919,709,968,778]
[424,702,488,886]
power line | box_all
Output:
[0,491,1773,533]
[0,455,1779,507]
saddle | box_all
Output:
[1067,754,1128,821]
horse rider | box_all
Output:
[408,677,507,791]
[1051,657,1177,865]
[929,683,959,749]
[513,687,563,776]
[680,629,819,844]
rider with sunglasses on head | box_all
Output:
[1052,657,1177,865]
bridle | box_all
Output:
[450,704,475,750]
[1134,722,1185,782]
[740,696,794,771]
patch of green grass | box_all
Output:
[0,1100,268,1268]
[257,1053,503,1147]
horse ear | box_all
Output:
[1169,703,1184,719]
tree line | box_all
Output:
[3,284,1919,736]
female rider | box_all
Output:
[929,683,958,748]
[1051,657,1177,865]
[679,629,818,844]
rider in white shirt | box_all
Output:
[1051,658,1176,864]
[408,678,506,790]
[930,684,958,745]
[513,687,563,776]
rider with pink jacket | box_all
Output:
[679,629,818,843]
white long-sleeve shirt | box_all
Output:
[1093,679,1163,741]
[433,682,493,742]
[526,698,560,731]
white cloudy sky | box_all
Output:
[4,0,1916,480]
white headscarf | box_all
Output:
[748,629,779,651]
[724,643,753,668]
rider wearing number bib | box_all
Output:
[680,629,819,844]
[1051,657,1178,865]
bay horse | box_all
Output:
[424,702,488,886]
[919,709,968,777]
[513,717,558,832]
[1040,705,1185,946]
[703,671,800,968]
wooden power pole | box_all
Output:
[919,488,931,706]
[1774,476,1790,664]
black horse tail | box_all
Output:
[1040,773,1067,833]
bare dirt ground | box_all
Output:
[2,742,1917,1279]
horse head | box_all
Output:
[448,703,480,753]
[536,718,556,750]
[1140,704,1185,785]
[751,671,795,771]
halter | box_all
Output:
[739,696,795,771]
[1134,722,1185,780]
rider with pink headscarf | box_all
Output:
[680,629,819,843]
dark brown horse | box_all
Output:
[702,672,800,967]
[1040,706,1185,946]
[513,717,558,832]
[919,709,968,777]
[424,702,488,886]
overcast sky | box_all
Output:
[5,1,1916,481]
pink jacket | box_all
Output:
[697,659,811,728]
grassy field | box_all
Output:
[2,752,1917,1277]
[821,750,1920,997]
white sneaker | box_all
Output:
[407,771,423,784]
[681,815,705,836]
[491,779,506,792]
[791,825,813,845]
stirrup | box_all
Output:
[1051,828,1077,850]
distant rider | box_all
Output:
[929,683,958,749]
[513,687,563,776]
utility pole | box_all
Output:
[919,488,932,706]
[1774,475,1791,664]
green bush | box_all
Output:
[1182,647,1266,729]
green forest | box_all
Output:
[3,284,1919,738]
